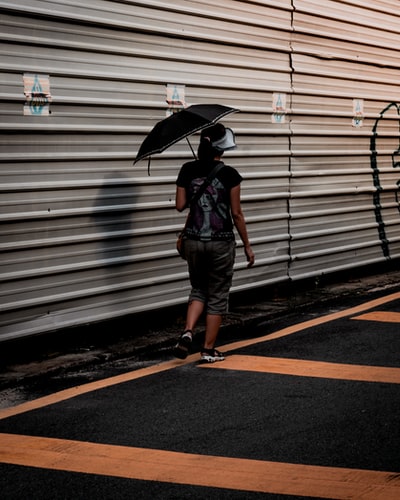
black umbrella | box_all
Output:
[134,104,239,170]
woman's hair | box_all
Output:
[197,123,226,162]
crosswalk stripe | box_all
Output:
[0,433,398,499]
[199,355,400,384]
[352,311,400,323]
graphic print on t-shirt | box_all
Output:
[190,176,229,240]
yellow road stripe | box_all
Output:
[0,433,398,499]
[199,355,400,384]
[1,290,400,420]
[352,311,400,323]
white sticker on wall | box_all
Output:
[272,92,286,123]
[23,73,52,116]
[166,84,186,115]
[352,99,364,127]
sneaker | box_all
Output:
[172,330,193,359]
[200,348,225,363]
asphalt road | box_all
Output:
[0,287,399,499]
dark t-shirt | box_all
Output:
[176,159,242,241]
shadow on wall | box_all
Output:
[370,102,400,258]
[92,172,136,269]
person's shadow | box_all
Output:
[92,172,136,280]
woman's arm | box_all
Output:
[175,186,187,212]
[230,184,255,268]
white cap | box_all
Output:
[211,127,236,152]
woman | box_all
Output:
[173,123,255,362]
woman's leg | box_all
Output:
[185,299,205,333]
[203,313,222,349]
[173,299,204,359]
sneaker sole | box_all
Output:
[200,354,225,363]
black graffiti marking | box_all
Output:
[369,102,400,259]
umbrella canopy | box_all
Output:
[134,104,239,165]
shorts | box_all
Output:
[184,239,236,314]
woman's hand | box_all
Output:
[244,244,255,268]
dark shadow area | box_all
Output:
[92,172,136,264]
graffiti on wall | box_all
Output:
[370,102,400,259]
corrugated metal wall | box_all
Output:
[290,0,400,279]
[1,0,399,342]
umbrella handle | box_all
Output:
[146,137,196,175]
[186,137,197,159]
